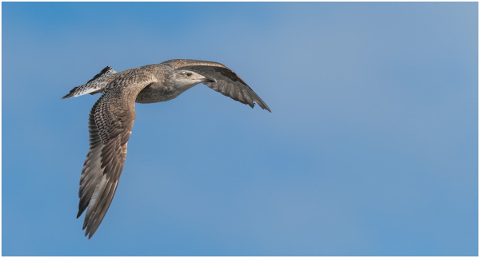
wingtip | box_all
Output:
[249,102,271,112]
[256,102,271,113]
[261,103,272,113]
[84,225,96,239]
[85,227,98,239]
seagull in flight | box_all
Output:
[63,59,270,238]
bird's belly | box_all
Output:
[135,84,180,104]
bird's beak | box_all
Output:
[202,77,216,83]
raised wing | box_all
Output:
[62,66,118,99]
[161,59,271,112]
[77,70,157,238]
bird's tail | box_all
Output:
[62,66,118,99]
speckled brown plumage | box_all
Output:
[64,60,270,238]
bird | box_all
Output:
[63,59,270,238]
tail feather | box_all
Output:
[62,66,118,99]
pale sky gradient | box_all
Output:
[2,2,478,255]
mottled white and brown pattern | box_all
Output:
[62,66,118,98]
[63,60,270,238]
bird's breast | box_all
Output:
[135,83,177,103]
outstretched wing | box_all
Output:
[62,66,118,99]
[77,70,157,238]
[161,59,271,112]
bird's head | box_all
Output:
[174,70,216,88]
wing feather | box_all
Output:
[162,59,271,112]
[76,70,157,238]
[77,100,131,238]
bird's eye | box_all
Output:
[186,72,192,76]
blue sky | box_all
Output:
[2,2,477,255]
